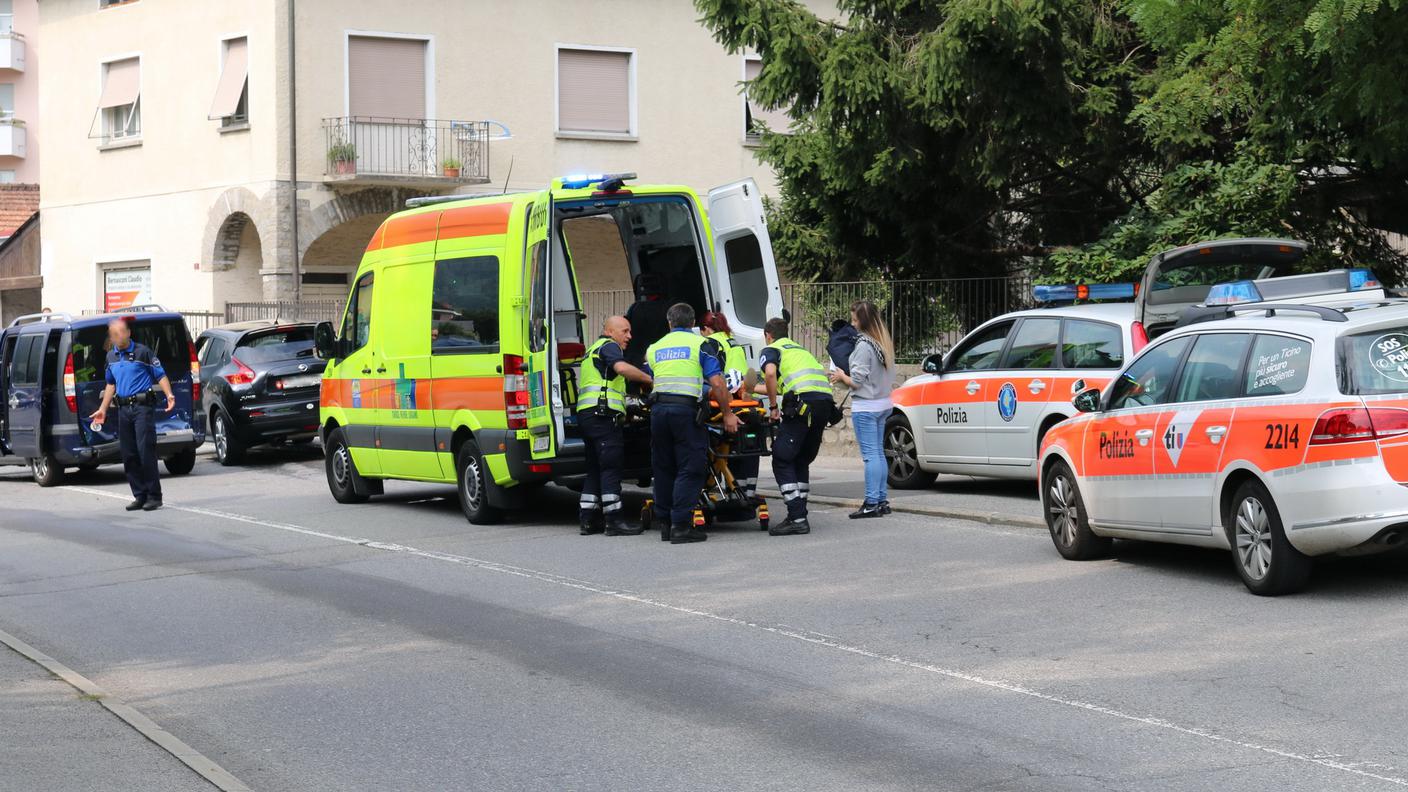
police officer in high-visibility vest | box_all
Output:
[577,315,654,536]
[702,311,759,503]
[761,317,834,535]
[645,303,739,544]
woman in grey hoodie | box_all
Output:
[829,300,896,518]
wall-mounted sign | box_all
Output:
[104,267,152,312]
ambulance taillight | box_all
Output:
[503,354,530,429]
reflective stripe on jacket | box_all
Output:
[646,330,707,399]
[765,337,831,397]
[576,337,626,414]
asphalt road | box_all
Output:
[3,448,1408,791]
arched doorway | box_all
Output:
[210,211,265,306]
[300,213,388,301]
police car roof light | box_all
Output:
[1032,282,1135,303]
[1349,268,1382,291]
[1205,280,1262,306]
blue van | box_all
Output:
[0,306,205,486]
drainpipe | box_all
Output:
[288,0,301,303]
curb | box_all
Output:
[0,626,254,792]
[757,488,1045,530]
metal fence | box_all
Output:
[323,117,491,183]
[582,276,1032,364]
[223,300,344,325]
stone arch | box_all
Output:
[201,186,268,274]
[301,186,438,261]
[298,187,442,301]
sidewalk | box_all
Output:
[0,640,220,792]
[756,456,1045,528]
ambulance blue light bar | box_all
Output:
[1032,282,1137,303]
[558,172,638,190]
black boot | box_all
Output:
[579,509,604,535]
[670,523,707,544]
[604,512,643,536]
[849,501,883,519]
[879,500,892,515]
[769,516,811,536]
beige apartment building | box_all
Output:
[37,0,822,314]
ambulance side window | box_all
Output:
[345,272,374,354]
[432,256,500,354]
[1108,336,1191,410]
[528,241,548,353]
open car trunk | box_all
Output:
[1138,238,1308,337]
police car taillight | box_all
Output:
[1205,280,1263,306]
[503,353,529,429]
[1309,407,1408,444]
[63,353,76,413]
[1130,321,1149,354]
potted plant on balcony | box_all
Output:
[441,156,462,179]
[329,143,357,175]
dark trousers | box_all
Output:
[579,411,625,518]
[729,454,759,500]
[118,404,161,502]
[772,399,832,520]
[651,403,707,527]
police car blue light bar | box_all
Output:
[1349,268,1381,291]
[1205,280,1262,306]
[1206,267,1385,307]
[1032,282,1137,303]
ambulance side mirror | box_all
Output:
[921,353,944,375]
[313,321,338,361]
[1073,388,1102,413]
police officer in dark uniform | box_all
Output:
[577,315,653,536]
[644,303,738,544]
[760,317,833,535]
[89,318,176,511]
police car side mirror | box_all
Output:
[313,321,338,361]
[1072,388,1101,413]
[921,353,944,375]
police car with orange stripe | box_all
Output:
[1038,267,1408,595]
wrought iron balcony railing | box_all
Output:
[322,117,491,184]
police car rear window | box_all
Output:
[71,320,192,383]
[1342,327,1408,394]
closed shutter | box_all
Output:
[348,36,427,120]
[557,48,631,134]
[744,59,789,134]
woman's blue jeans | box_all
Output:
[851,408,891,504]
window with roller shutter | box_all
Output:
[347,35,428,121]
[556,46,634,138]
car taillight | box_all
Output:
[1130,321,1149,354]
[189,342,200,402]
[225,356,256,388]
[503,353,529,429]
[63,353,76,413]
[1307,407,1408,445]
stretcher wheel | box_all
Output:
[757,502,770,531]
[640,504,653,534]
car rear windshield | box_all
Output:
[70,319,193,384]
[1146,261,1285,306]
[1341,326,1408,394]
[234,326,317,364]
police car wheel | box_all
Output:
[455,440,503,525]
[212,410,245,466]
[164,449,196,476]
[1226,480,1312,596]
[30,456,65,488]
[325,427,368,504]
[884,415,936,489]
[1043,461,1111,560]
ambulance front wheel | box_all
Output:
[1043,461,1111,561]
[325,427,368,504]
[456,440,503,525]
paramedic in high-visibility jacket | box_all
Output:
[761,317,834,535]
[645,303,739,544]
[576,315,653,536]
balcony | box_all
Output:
[0,116,26,158]
[0,24,24,73]
[322,117,490,189]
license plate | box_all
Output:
[279,374,322,390]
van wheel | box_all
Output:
[324,427,369,504]
[211,410,245,466]
[30,456,64,488]
[1043,461,1111,560]
[164,449,196,476]
[456,440,503,525]
[1226,479,1312,596]
[885,414,936,489]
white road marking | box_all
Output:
[62,484,1408,787]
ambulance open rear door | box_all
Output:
[706,178,784,360]
[524,191,560,462]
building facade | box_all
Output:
[37,0,820,314]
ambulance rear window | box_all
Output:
[1342,327,1408,394]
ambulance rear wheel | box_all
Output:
[1043,461,1110,560]
[325,427,368,504]
[456,440,503,525]
[885,415,936,490]
[1226,479,1312,596]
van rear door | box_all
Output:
[7,330,48,458]
[525,191,560,461]
[705,178,784,359]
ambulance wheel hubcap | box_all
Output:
[886,425,917,480]
[331,444,351,488]
[1236,497,1272,580]
[462,458,483,511]
[1048,474,1078,546]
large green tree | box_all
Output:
[698,0,1408,283]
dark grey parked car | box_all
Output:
[195,321,325,465]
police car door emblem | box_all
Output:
[1162,409,1201,466]
[997,383,1018,422]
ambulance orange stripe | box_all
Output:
[364,221,387,253]
[381,212,440,249]
[429,376,502,412]
[438,202,512,240]
[322,376,502,413]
